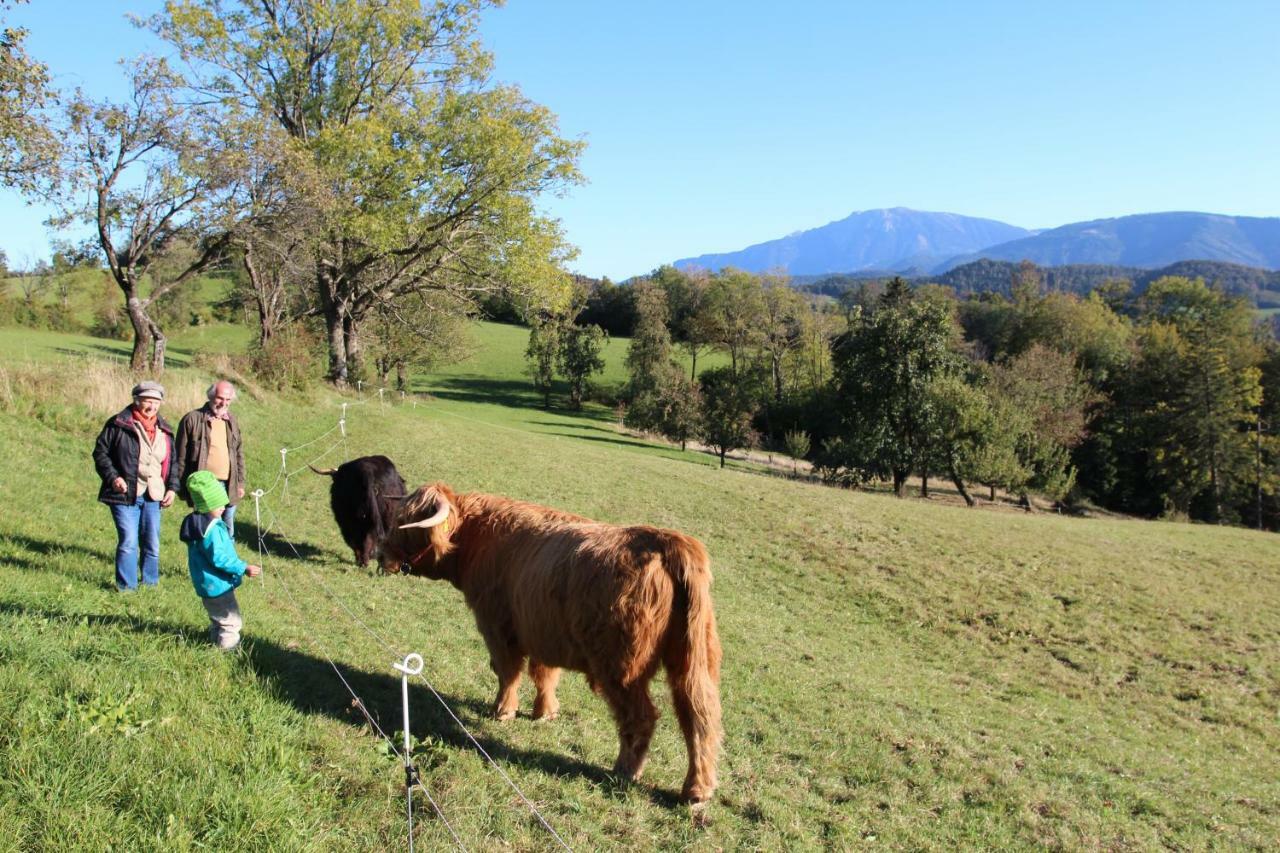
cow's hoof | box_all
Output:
[612,759,646,782]
[533,709,559,721]
[494,708,517,721]
[681,783,714,805]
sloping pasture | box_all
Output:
[1,331,1278,850]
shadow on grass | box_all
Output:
[545,432,673,453]
[527,419,617,434]
[424,377,544,410]
[0,598,681,808]
[1,531,114,562]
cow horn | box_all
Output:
[398,502,450,529]
[308,464,338,476]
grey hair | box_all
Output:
[206,381,237,402]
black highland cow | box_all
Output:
[309,455,407,566]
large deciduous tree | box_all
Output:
[1,0,57,192]
[830,277,962,496]
[52,60,226,372]
[157,0,583,385]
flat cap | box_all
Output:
[131,380,166,401]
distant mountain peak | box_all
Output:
[668,209,1280,277]
[672,208,1029,276]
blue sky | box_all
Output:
[3,1,1278,280]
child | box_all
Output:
[180,470,261,650]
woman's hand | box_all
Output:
[160,490,176,508]
[245,564,262,578]
[112,477,127,494]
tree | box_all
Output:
[783,429,810,478]
[1,0,57,193]
[157,0,584,385]
[50,60,226,372]
[557,323,607,410]
[651,265,714,380]
[655,369,703,451]
[758,273,805,404]
[829,278,962,496]
[366,291,472,392]
[788,304,841,394]
[704,268,765,375]
[990,344,1097,506]
[624,282,677,408]
[1256,344,1280,529]
[210,114,317,348]
[525,315,563,409]
[13,253,49,311]
[699,366,759,468]
[1127,277,1264,520]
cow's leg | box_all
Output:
[529,660,561,721]
[488,650,524,721]
[601,678,659,782]
[665,650,722,804]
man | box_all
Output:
[175,380,246,539]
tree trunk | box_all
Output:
[690,350,698,382]
[317,263,349,386]
[950,467,975,507]
[243,247,276,349]
[719,447,727,468]
[325,305,348,385]
[1258,415,1265,531]
[147,315,167,374]
[989,484,997,502]
[1019,493,1034,512]
[920,470,930,499]
[343,314,362,381]
[125,294,153,372]
[893,468,908,498]
[396,361,407,392]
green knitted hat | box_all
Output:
[187,470,229,513]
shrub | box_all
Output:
[248,325,324,392]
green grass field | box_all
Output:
[1,324,1278,850]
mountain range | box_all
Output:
[670,209,1280,275]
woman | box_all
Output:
[92,381,178,591]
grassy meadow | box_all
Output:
[1,323,1278,850]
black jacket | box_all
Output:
[92,407,179,505]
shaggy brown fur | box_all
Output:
[381,483,723,804]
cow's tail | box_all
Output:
[663,532,723,804]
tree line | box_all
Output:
[1,0,582,384]
[528,262,1280,530]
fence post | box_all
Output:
[394,652,425,852]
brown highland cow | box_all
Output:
[381,482,723,804]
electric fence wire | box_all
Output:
[243,399,572,850]
[250,510,466,852]
[260,504,574,852]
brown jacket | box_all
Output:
[175,404,246,506]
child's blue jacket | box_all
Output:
[179,512,248,599]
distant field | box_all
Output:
[1,327,1278,849]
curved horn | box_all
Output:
[308,464,338,476]
[398,502,450,530]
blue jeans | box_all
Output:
[220,480,236,540]
[109,492,162,590]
